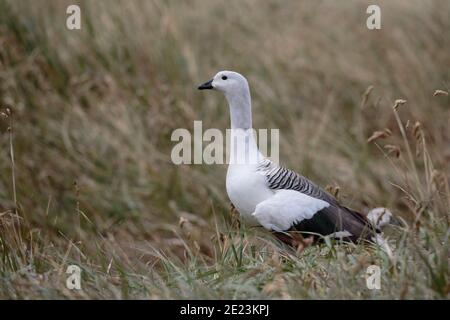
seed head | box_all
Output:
[367,128,392,143]
[384,144,401,158]
[393,99,407,110]
[433,90,449,96]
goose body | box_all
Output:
[198,71,384,244]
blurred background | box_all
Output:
[0,0,449,299]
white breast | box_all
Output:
[225,128,274,225]
[226,163,274,225]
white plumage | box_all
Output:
[253,190,330,232]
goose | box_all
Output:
[198,70,393,246]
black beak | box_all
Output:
[198,79,214,90]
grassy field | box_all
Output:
[0,0,449,299]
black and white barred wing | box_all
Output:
[255,159,376,240]
[257,159,339,204]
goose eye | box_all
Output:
[221,75,228,80]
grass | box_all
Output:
[0,0,449,299]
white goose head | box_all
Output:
[198,70,249,94]
[198,71,252,129]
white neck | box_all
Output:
[225,87,252,130]
[228,129,263,165]
[225,82,263,164]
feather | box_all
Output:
[257,159,379,241]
